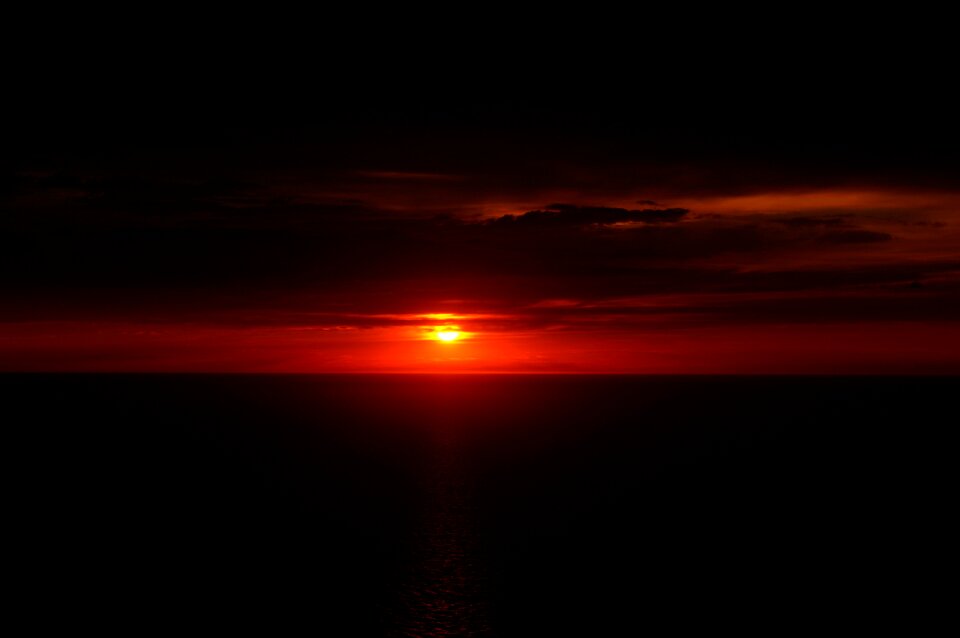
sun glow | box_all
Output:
[434,329,461,342]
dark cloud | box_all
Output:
[1,182,952,331]
[488,204,688,227]
[775,216,850,228]
[815,229,893,244]
[2,186,888,285]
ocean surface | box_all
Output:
[6,374,953,635]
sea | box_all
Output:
[5,374,953,635]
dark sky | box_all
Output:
[4,31,959,371]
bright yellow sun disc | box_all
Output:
[435,330,460,342]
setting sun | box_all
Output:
[434,329,461,342]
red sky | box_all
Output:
[3,71,959,373]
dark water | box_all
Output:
[5,375,953,634]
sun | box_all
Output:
[434,329,461,342]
